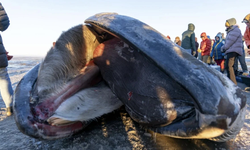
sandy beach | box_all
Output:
[0,57,250,150]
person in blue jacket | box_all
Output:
[0,2,13,116]
[210,33,225,73]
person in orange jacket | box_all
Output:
[242,14,250,54]
[174,36,182,46]
[200,32,211,64]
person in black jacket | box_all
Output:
[0,2,13,116]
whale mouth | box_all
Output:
[31,62,101,123]
[14,63,103,139]
[13,35,123,140]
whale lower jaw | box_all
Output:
[209,105,246,142]
[151,105,246,141]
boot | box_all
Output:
[6,107,13,116]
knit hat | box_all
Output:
[225,18,236,27]
[242,13,250,23]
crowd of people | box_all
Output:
[171,14,250,85]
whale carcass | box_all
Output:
[13,13,246,142]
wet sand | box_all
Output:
[0,57,250,150]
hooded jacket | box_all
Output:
[181,23,196,52]
[0,2,10,68]
[200,32,211,56]
[225,18,236,28]
[243,14,250,48]
[244,27,250,48]
[222,18,243,56]
[210,33,224,60]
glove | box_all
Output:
[6,52,13,61]
[192,51,196,56]
[221,47,225,53]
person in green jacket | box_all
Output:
[181,23,196,56]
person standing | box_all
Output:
[242,14,250,55]
[221,18,243,85]
[174,36,182,46]
[181,23,196,56]
[207,35,215,64]
[200,32,211,64]
[210,33,225,72]
[0,2,13,116]
[195,37,199,58]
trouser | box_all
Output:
[0,67,13,108]
[201,55,209,64]
[225,52,238,85]
[192,50,198,58]
[234,49,248,73]
[215,59,225,72]
[185,49,192,55]
[198,52,202,60]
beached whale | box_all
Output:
[13,13,246,142]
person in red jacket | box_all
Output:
[242,14,250,54]
[200,32,211,64]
